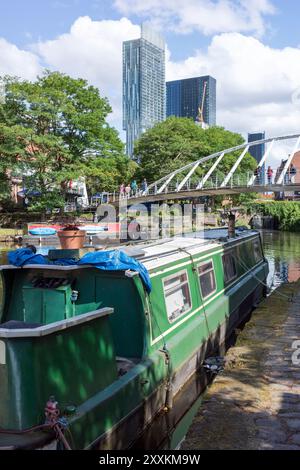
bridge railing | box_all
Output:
[93,168,298,205]
[141,170,278,195]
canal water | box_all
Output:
[1,230,300,449]
[260,230,300,289]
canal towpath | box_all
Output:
[182,280,300,450]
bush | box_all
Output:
[245,201,300,231]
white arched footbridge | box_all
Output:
[98,134,300,205]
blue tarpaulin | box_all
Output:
[8,248,152,293]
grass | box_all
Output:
[0,228,23,237]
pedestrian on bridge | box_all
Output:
[267,166,273,185]
[254,166,261,184]
[131,180,138,196]
[119,183,125,199]
[290,164,297,183]
[125,184,131,198]
[141,178,148,194]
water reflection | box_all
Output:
[260,230,300,288]
[2,231,300,289]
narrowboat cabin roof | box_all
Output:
[118,227,261,271]
[0,227,260,273]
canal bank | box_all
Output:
[182,280,300,450]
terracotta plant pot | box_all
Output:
[57,230,86,249]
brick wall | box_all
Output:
[291,151,300,183]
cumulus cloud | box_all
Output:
[1,15,300,165]
[0,38,42,80]
[113,0,276,36]
[33,16,140,130]
[166,32,300,161]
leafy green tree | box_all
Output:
[0,122,27,208]
[83,155,138,194]
[0,71,127,212]
[134,117,256,183]
[245,200,300,232]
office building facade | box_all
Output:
[166,76,216,126]
[248,132,266,184]
[123,24,165,157]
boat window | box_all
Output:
[222,252,237,284]
[253,239,263,264]
[163,270,191,323]
[198,260,216,299]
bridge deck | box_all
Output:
[108,183,300,205]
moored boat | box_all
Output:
[0,227,268,449]
[28,228,57,236]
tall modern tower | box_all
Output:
[166,76,216,126]
[248,132,266,184]
[123,24,166,157]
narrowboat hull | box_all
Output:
[0,229,268,450]
[92,282,266,451]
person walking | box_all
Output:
[254,166,261,184]
[141,178,148,194]
[290,163,297,183]
[119,183,125,199]
[131,179,138,197]
[125,183,131,198]
[267,166,273,185]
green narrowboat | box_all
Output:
[0,228,268,450]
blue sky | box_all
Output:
[1,0,300,162]
[1,0,299,58]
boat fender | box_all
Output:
[44,396,72,450]
[45,396,60,425]
[159,346,174,411]
[203,356,225,374]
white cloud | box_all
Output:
[0,38,42,80]
[166,33,300,162]
[113,0,276,36]
[1,15,300,166]
[33,16,140,131]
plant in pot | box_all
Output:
[57,221,86,250]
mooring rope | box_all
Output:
[178,247,211,337]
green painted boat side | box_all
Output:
[0,230,269,449]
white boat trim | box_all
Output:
[0,307,113,338]
[149,259,265,346]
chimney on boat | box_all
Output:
[228,212,236,238]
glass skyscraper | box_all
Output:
[248,132,266,184]
[123,24,166,157]
[166,76,216,126]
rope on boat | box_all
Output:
[147,295,173,411]
[0,421,72,450]
[178,247,211,337]
[44,396,72,450]
[0,397,73,450]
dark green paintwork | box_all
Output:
[0,317,117,430]
[0,232,268,448]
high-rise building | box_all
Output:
[122,24,166,157]
[166,76,216,126]
[248,132,266,184]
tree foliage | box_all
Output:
[134,117,256,183]
[245,200,300,231]
[0,71,129,211]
